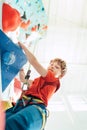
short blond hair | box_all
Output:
[51,58,67,77]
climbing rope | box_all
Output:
[21,39,39,91]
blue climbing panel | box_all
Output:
[0,30,27,92]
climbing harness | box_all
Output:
[22,95,44,105]
[13,94,49,130]
[13,95,44,109]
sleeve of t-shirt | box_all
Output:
[42,70,57,82]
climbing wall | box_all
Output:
[6,0,48,42]
[0,0,48,92]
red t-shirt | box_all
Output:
[24,70,60,106]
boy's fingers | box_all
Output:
[20,68,24,71]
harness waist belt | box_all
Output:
[22,95,44,104]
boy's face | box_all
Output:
[47,60,62,77]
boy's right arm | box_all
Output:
[18,42,48,77]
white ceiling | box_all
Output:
[43,0,87,27]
